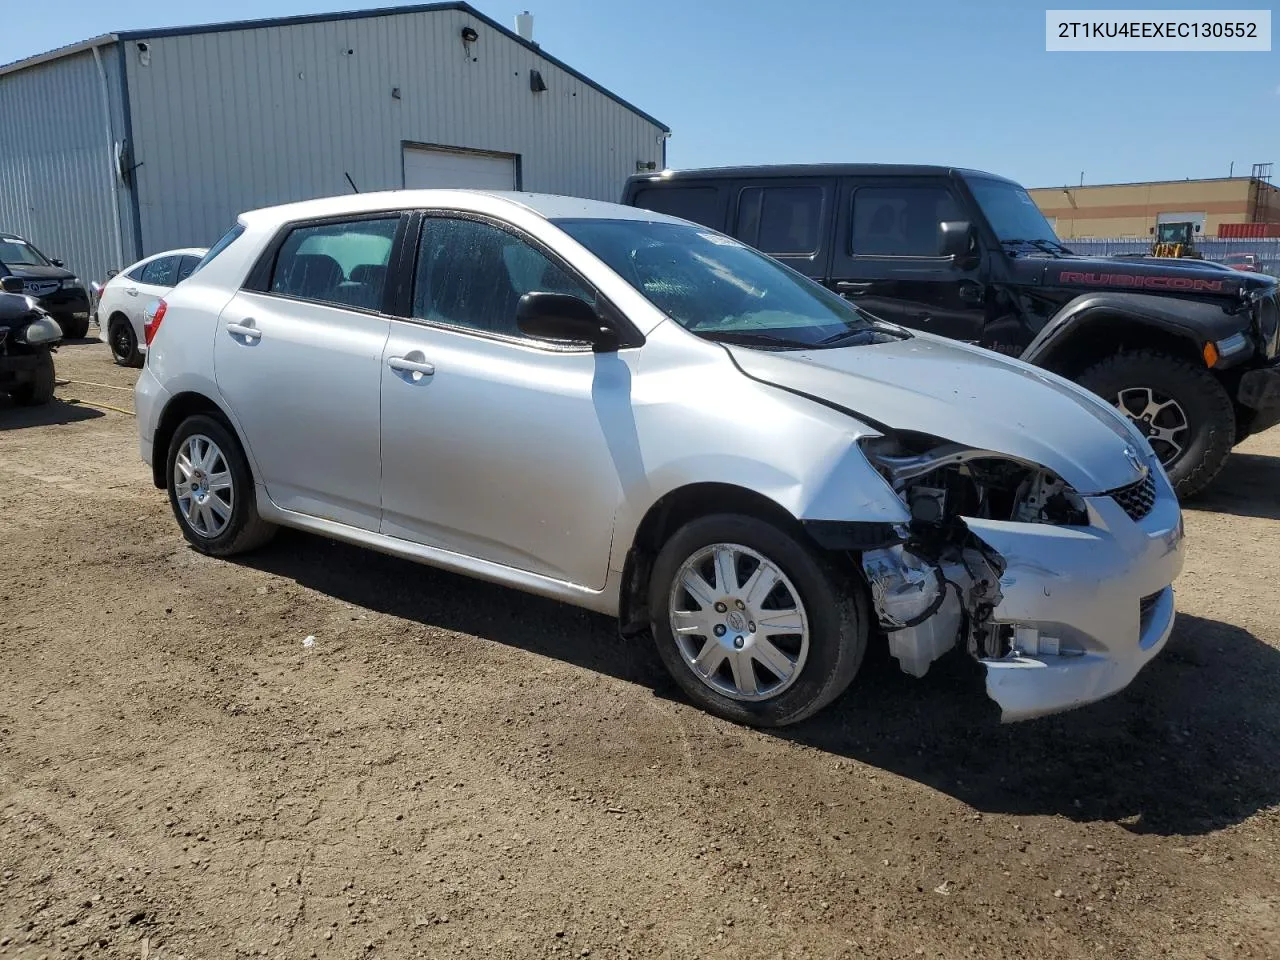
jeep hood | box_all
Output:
[727,335,1146,495]
[1041,255,1275,299]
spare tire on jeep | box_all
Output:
[1076,349,1236,498]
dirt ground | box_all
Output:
[1,334,1278,960]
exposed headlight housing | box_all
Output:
[17,316,62,346]
[861,434,1088,528]
[61,277,82,290]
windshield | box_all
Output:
[965,178,1065,248]
[554,218,882,348]
[0,238,51,268]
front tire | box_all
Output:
[166,414,277,556]
[10,350,55,406]
[58,315,90,340]
[648,513,868,727]
[1076,349,1235,499]
[108,315,142,367]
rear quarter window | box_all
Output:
[629,185,723,229]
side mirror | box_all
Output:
[50,258,64,268]
[106,269,119,279]
[939,221,974,260]
[1,276,23,294]
[516,292,619,352]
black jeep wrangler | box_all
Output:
[623,165,1280,497]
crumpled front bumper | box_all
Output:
[965,461,1184,722]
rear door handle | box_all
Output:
[125,287,138,297]
[226,319,261,340]
[388,356,435,377]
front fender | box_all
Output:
[1022,292,1243,367]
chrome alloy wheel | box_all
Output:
[668,542,810,702]
[174,434,234,538]
[1114,387,1188,465]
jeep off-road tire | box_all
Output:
[648,513,868,727]
[166,414,277,556]
[1076,349,1235,498]
[10,350,55,406]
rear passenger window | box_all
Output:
[139,256,179,286]
[735,186,823,256]
[270,217,399,310]
[851,185,962,257]
[630,186,721,228]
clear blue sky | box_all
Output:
[3,0,1276,188]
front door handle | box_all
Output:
[958,282,985,305]
[388,355,435,377]
[835,281,873,295]
[226,319,261,340]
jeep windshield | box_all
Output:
[0,237,51,268]
[555,218,899,349]
[965,177,1072,256]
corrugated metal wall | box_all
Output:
[124,8,666,254]
[0,47,138,284]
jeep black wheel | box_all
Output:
[9,350,55,406]
[1076,349,1235,498]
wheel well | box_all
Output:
[150,392,229,488]
[617,483,804,637]
[1037,314,1204,380]
[106,311,130,329]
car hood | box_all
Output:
[0,264,76,281]
[727,335,1146,495]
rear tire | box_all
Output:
[10,351,55,406]
[108,315,142,367]
[1075,349,1234,498]
[648,513,867,727]
[58,315,89,339]
[166,414,277,556]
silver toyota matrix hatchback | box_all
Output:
[136,191,1185,727]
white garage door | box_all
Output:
[402,145,517,190]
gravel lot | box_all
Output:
[2,335,1278,960]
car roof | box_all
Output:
[624,163,1017,184]
[240,190,688,227]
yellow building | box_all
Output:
[1029,176,1280,240]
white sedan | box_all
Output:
[96,247,206,366]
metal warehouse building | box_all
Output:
[0,2,668,284]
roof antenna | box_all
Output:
[344,171,360,193]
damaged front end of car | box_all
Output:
[852,431,1184,721]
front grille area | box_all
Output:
[23,279,59,298]
[1109,471,1156,522]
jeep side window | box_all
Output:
[630,186,722,229]
[735,186,823,257]
[851,186,962,257]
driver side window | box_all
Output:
[851,185,962,257]
[411,217,592,337]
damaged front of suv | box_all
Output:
[732,334,1185,721]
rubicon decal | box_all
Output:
[1057,270,1225,292]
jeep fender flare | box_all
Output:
[1021,291,1242,369]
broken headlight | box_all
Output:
[860,433,1088,528]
